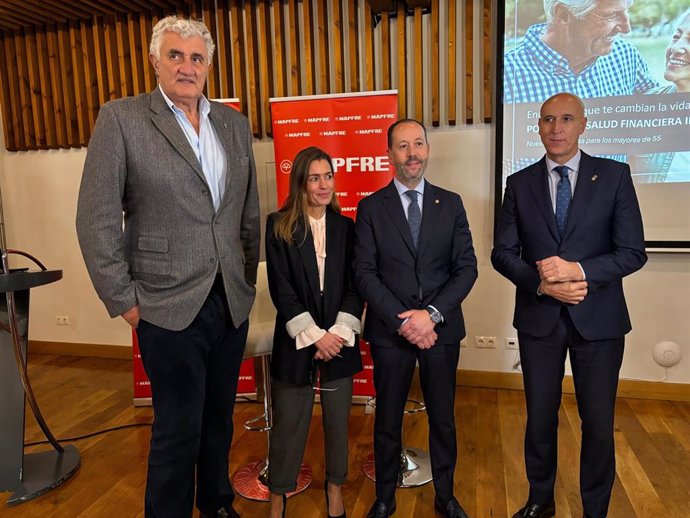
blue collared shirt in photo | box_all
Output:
[503,23,658,104]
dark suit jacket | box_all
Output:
[491,152,647,341]
[353,180,477,347]
[76,87,260,331]
[266,208,363,385]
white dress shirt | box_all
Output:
[292,212,357,350]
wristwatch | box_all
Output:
[426,306,443,324]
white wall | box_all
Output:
[1,148,130,346]
[1,125,688,383]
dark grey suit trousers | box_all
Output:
[267,375,353,493]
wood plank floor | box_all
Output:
[1,354,688,517]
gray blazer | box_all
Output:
[76,87,260,331]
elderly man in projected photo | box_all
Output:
[504,0,658,103]
[492,92,647,518]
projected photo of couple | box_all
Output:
[502,0,690,185]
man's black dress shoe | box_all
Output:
[434,497,470,518]
[366,500,397,518]
[512,501,555,518]
[200,505,241,518]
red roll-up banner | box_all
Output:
[269,90,398,397]
[133,98,257,405]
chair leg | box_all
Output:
[362,398,433,487]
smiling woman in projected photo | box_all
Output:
[631,7,690,183]
[654,7,690,94]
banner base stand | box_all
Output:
[6,445,80,506]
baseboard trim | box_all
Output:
[457,369,690,402]
[28,342,690,402]
[30,340,131,360]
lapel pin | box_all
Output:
[591,174,598,182]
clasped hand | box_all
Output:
[397,309,437,349]
[536,256,587,304]
[314,332,345,362]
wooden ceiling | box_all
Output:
[0,0,194,31]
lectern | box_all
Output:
[0,250,80,506]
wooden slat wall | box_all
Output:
[413,7,423,122]
[332,0,345,93]
[464,0,473,124]
[396,1,407,115]
[430,0,439,126]
[363,0,375,92]
[347,0,360,92]
[301,0,316,95]
[289,0,302,95]
[448,0,457,125]
[47,27,68,148]
[229,3,248,111]
[380,11,391,91]
[215,3,232,98]
[272,1,288,98]
[201,0,219,98]
[0,0,495,151]
[257,0,274,136]
[482,0,492,122]
[245,1,262,137]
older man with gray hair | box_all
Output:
[76,15,259,518]
[504,0,658,103]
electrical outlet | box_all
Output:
[475,336,497,348]
[506,337,519,349]
[55,315,70,325]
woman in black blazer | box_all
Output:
[265,146,363,518]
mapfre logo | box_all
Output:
[280,159,292,174]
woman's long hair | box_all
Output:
[273,146,341,243]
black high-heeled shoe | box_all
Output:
[324,480,346,518]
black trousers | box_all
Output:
[137,278,248,518]
[370,341,460,507]
[518,308,624,518]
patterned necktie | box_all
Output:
[554,165,571,237]
[404,190,421,249]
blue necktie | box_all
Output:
[554,165,571,237]
[405,190,421,249]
